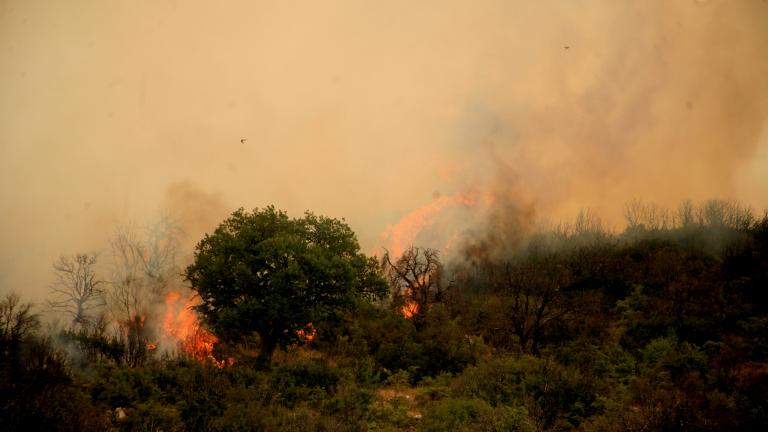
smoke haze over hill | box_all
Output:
[1,0,767,299]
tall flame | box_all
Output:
[379,192,494,318]
[379,192,478,259]
[162,292,230,367]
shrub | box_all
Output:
[418,398,534,432]
[269,360,340,408]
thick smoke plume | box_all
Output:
[1,1,767,299]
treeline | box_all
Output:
[1,199,767,431]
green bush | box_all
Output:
[419,398,534,432]
[269,360,340,408]
[453,356,598,429]
[118,402,181,432]
[321,386,375,426]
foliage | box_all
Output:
[269,360,340,408]
[185,206,388,365]
[418,398,534,432]
[1,294,107,431]
[3,202,768,431]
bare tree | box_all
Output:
[138,216,180,292]
[625,199,755,232]
[382,246,450,324]
[108,226,147,322]
[107,218,180,323]
[0,293,41,369]
[492,254,575,355]
[696,199,754,230]
[48,254,105,329]
[102,219,180,367]
[675,199,695,228]
[624,200,671,231]
[1,293,40,345]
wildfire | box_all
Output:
[401,301,419,318]
[162,291,230,367]
[296,322,316,342]
[378,192,480,259]
[379,191,496,318]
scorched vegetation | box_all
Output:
[1,200,767,431]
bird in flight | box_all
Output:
[564,46,570,50]
[240,138,247,144]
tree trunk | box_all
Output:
[256,332,277,369]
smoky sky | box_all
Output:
[1,0,767,299]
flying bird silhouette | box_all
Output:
[240,139,247,144]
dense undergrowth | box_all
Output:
[2,202,767,431]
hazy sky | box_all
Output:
[2,0,767,299]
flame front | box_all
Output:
[379,193,477,258]
[163,292,229,367]
[378,192,495,318]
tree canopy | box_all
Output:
[185,206,388,365]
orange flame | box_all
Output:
[378,192,498,318]
[401,301,419,318]
[296,322,316,342]
[162,292,230,367]
[379,192,480,259]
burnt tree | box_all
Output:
[383,246,450,325]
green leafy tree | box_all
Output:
[185,206,388,366]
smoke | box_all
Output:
[1,1,767,300]
[161,181,233,263]
[376,0,768,258]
